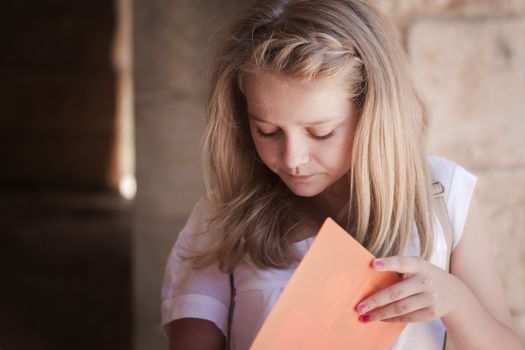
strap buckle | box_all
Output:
[431,181,445,198]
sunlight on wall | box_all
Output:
[120,173,137,200]
[113,0,136,199]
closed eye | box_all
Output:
[311,131,335,141]
[256,128,281,138]
[256,128,335,141]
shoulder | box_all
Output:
[428,155,475,188]
[428,155,477,200]
[161,197,231,339]
[174,196,218,253]
[187,196,216,227]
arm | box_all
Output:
[355,194,523,349]
[168,318,225,350]
[440,195,522,349]
[161,199,232,350]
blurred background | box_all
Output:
[0,0,523,349]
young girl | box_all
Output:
[161,0,521,349]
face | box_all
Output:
[242,71,358,198]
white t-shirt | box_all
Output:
[161,156,477,349]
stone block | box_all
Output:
[0,193,131,350]
[133,0,249,98]
[135,96,205,219]
[408,16,525,170]
[134,0,206,97]
[0,72,116,132]
[0,132,115,189]
[2,0,114,19]
[376,0,525,19]
[476,169,525,313]
[0,12,114,68]
[134,323,168,350]
[0,70,117,189]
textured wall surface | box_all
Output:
[133,0,525,348]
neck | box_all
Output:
[303,175,350,223]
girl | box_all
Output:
[161,0,522,349]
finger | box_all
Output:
[357,275,432,314]
[372,256,423,274]
[359,293,432,323]
[381,307,439,323]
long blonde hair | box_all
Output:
[191,0,435,273]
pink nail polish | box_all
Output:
[358,303,368,314]
[360,314,372,323]
[374,260,383,269]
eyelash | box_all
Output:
[256,128,335,141]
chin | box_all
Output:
[284,183,324,198]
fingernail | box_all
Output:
[360,314,372,323]
[374,260,383,269]
[357,303,368,314]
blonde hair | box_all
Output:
[191,0,435,272]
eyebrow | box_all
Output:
[248,113,345,126]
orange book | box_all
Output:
[250,218,406,350]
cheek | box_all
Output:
[315,135,353,170]
[338,140,354,168]
[252,137,279,167]
[316,147,344,167]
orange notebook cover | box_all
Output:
[250,218,406,350]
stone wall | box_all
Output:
[376,0,525,337]
[133,0,525,348]
[0,1,131,349]
[0,1,119,190]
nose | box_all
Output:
[282,134,309,173]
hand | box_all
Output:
[356,256,461,324]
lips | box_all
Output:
[284,173,314,181]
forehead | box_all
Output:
[242,71,354,124]
[242,71,349,97]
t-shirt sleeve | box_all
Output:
[160,198,231,338]
[428,155,478,250]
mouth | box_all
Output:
[284,173,314,181]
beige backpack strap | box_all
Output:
[226,272,235,350]
[432,181,454,272]
[431,180,454,350]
